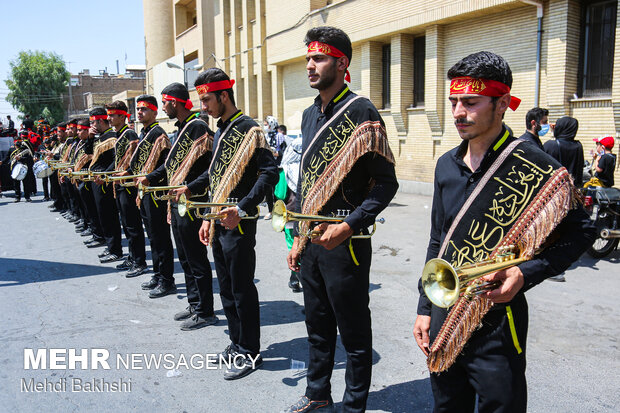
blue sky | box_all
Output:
[0,0,145,124]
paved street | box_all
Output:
[0,186,618,413]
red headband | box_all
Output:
[107,109,130,118]
[162,94,193,110]
[307,41,351,83]
[77,124,89,130]
[137,101,158,112]
[196,79,236,96]
[449,77,521,111]
[57,126,66,131]
[89,115,107,121]
[67,123,76,128]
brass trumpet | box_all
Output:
[102,173,146,186]
[52,162,73,170]
[137,183,185,201]
[271,200,384,239]
[421,246,528,308]
[177,194,259,219]
[59,170,90,178]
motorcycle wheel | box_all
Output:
[587,237,619,258]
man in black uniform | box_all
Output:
[412,51,596,413]
[89,107,123,262]
[282,27,399,413]
[518,107,549,149]
[62,120,84,223]
[136,83,216,328]
[49,122,68,213]
[4,133,35,202]
[196,68,278,380]
[105,100,147,276]
[72,118,106,249]
[130,95,175,291]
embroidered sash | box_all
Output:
[298,95,395,250]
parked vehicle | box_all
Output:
[582,186,620,258]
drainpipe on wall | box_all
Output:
[520,0,544,107]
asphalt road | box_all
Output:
[0,186,618,413]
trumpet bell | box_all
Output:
[272,200,288,232]
[178,193,188,217]
[421,258,460,308]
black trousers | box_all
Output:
[115,185,146,266]
[429,295,528,413]
[170,207,214,317]
[77,181,103,238]
[300,238,373,413]
[92,182,122,256]
[50,172,65,209]
[212,219,260,355]
[13,177,34,199]
[42,176,49,198]
[140,194,174,280]
[64,179,81,217]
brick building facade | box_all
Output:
[144,0,620,190]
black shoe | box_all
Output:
[288,280,303,293]
[126,263,147,278]
[86,239,106,248]
[49,207,61,213]
[74,219,84,227]
[219,344,237,359]
[25,198,32,202]
[83,236,97,244]
[179,314,217,330]
[173,306,195,321]
[97,248,110,258]
[14,198,20,203]
[48,204,55,209]
[100,253,123,263]
[80,228,93,237]
[43,197,50,201]
[75,225,86,233]
[116,257,133,271]
[148,282,177,298]
[141,276,160,290]
[68,215,80,223]
[223,353,263,380]
[280,396,334,413]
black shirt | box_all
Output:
[417,127,597,316]
[90,128,117,172]
[595,153,616,187]
[543,138,584,186]
[209,110,278,214]
[128,122,168,178]
[518,130,543,149]
[146,113,212,198]
[296,85,399,233]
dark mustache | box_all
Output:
[454,118,474,126]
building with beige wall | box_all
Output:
[144,0,620,191]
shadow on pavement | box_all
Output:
[366,378,433,413]
[259,300,306,326]
[0,258,114,286]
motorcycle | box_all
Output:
[582,186,620,258]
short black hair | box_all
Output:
[194,68,236,107]
[77,118,90,127]
[447,51,512,88]
[525,107,549,129]
[161,82,190,101]
[7,115,10,119]
[304,26,352,63]
[136,94,158,108]
[105,100,128,112]
[277,124,287,134]
[69,118,79,125]
[89,107,107,117]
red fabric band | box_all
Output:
[162,94,193,110]
[77,125,89,130]
[196,79,236,96]
[307,41,351,83]
[137,101,158,112]
[107,109,130,118]
[89,115,108,121]
[449,77,521,111]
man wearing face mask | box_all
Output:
[519,107,549,149]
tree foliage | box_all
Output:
[5,51,70,125]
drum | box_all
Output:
[34,160,53,178]
[11,162,27,181]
